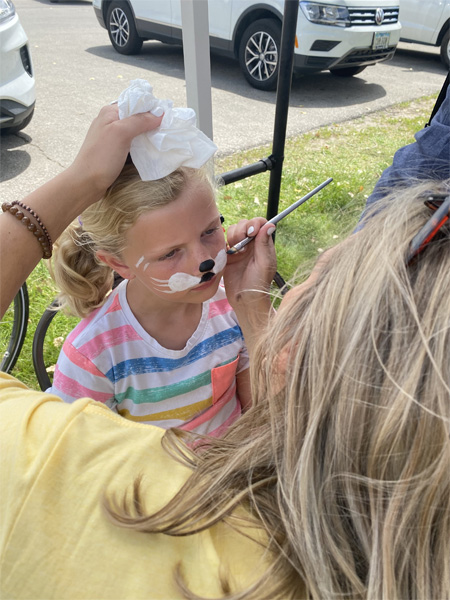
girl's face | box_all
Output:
[119,178,226,303]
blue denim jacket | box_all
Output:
[358,78,450,224]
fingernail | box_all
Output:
[109,99,118,105]
[247,225,255,236]
[151,106,164,117]
[267,227,276,236]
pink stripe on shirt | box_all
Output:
[106,293,122,314]
[207,401,241,438]
[63,343,106,377]
[208,298,232,319]
[66,290,121,347]
[78,325,143,360]
[53,367,112,403]
[66,308,99,344]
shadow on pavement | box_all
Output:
[86,38,446,109]
[0,133,32,183]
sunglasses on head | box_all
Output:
[407,193,450,264]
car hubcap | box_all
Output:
[110,8,129,47]
[245,31,278,82]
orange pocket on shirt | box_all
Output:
[211,357,239,405]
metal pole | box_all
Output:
[266,0,299,220]
[180,0,214,140]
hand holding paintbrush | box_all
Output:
[226,178,333,254]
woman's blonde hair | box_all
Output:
[50,163,215,317]
[106,179,450,599]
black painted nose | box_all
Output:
[199,259,215,273]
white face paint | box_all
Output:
[150,249,227,293]
[151,272,201,293]
[214,248,227,273]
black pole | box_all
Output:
[266,0,299,220]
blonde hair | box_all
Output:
[106,180,450,599]
[50,163,215,317]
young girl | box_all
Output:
[48,162,251,436]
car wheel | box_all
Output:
[106,1,143,55]
[329,66,367,77]
[1,109,34,135]
[238,19,281,91]
[440,29,450,69]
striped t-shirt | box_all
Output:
[48,281,249,436]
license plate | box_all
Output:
[372,32,390,49]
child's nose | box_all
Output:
[199,259,215,273]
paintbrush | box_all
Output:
[226,177,333,254]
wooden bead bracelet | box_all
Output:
[1,201,53,259]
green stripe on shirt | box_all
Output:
[115,357,236,405]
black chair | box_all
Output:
[1,283,29,374]
[32,299,59,391]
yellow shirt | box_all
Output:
[0,373,269,599]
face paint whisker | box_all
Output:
[150,277,173,283]
[150,287,178,294]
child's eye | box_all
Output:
[204,226,220,236]
[159,249,178,261]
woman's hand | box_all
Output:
[69,105,163,205]
[224,217,277,305]
[223,218,277,356]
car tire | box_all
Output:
[106,1,143,55]
[1,108,34,135]
[329,66,367,77]
[238,19,281,91]
[440,29,450,69]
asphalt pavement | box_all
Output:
[1,0,447,203]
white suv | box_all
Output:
[399,0,449,69]
[0,0,35,134]
[93,0,401,91]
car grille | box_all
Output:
[348,7,399,26]
[340,46,397,64]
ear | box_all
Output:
[96,250,136,280]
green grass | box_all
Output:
[1,95,437,390]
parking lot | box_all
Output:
[1,0,447,203]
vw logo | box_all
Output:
[375,8,385,25]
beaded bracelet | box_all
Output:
[1,200,53,259]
